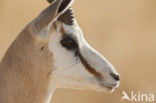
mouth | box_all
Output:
[98,82,119,92]
[102,85,114,91]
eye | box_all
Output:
[60,35,78,50]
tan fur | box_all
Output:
[0,0,120,102]
[0,25,53,103]
[0,1,73,102]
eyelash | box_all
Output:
[60,35,78,50]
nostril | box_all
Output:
[110,73,120,81]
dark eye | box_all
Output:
[60,35,78,50]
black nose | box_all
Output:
[110,73,120,81]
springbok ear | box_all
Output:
[47,0,75,25]
[32,0,74,31]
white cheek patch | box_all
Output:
[49,30,76,69]
[48,23,82,72]
[47,23,98,89]
[48,22,119,92]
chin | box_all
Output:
[81,84,117,93]
[92,86,115,93]
[96,82,120,93]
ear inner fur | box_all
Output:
[47,0,75,25]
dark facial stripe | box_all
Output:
[77,50,103,79]
[59,25,102,79]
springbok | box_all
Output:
[0,0,120,103]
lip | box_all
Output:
[99,82,119,91]
[105,85,114,91]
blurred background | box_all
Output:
[0,0,156,103]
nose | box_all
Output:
[110,73,120,81]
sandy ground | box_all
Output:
[0,0,156,103]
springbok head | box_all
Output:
[30,0,120,92]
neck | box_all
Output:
[0,28,54,103]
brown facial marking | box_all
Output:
[77,50,103,79]
[60,25,65,36]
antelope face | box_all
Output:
[32,0,120,92]
[50,23,120,92]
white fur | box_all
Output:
[48,23,95,89]
[48,22,120,92]
[43,1,120,102]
